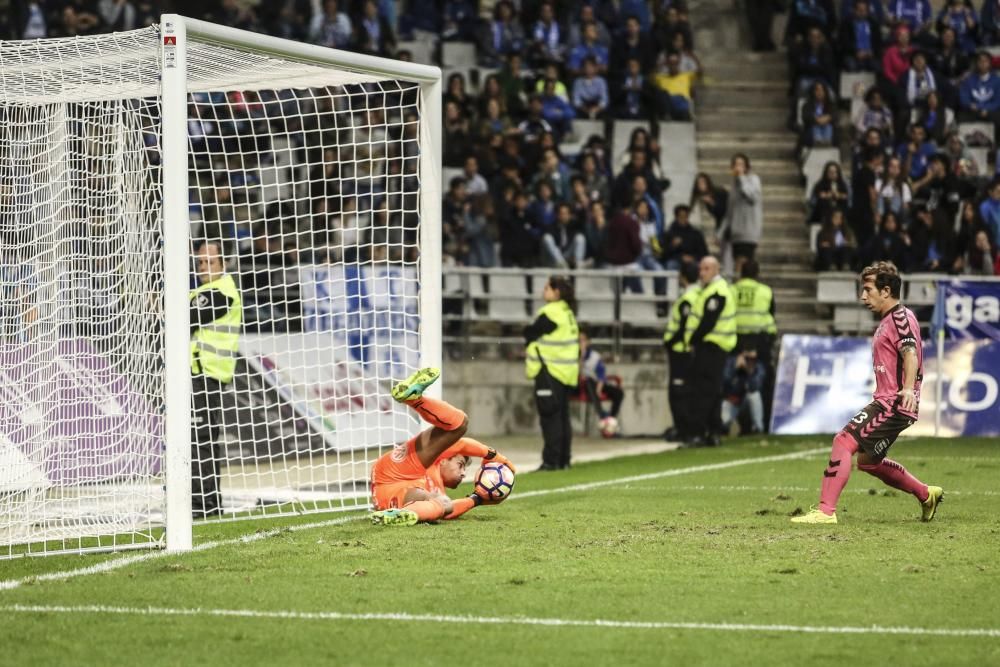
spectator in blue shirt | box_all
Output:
[896,124,937,180]
[839,0,882,72]
[478,0,525,67]
[568,5,612,48]
[978,178,1000,246]
[539,81,576,140]
[531,1,564,65]
[839,0,886,25]
[567,22,610,76]
[572,57,610,119]
[887,0,933,38]
[936,0,978,53]
[959,52,1000,130]
[578,331,624,426]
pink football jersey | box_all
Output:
[871,304,923,417]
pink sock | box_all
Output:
[818,433,858,515]
[857,458,929,502]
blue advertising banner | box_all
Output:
[298,264,420,381]
[932,280,1000,341]
[771,335,1000,437]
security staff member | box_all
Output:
[525,276,579,471]
[732,259,777,367]
[685,256,737,447]
[662,261,701,442]
[190,241,242,518]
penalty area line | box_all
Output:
[2,603,999,639]
[0,447,825,592]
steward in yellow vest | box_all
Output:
[190,241,243,518]
[733,260,776,338]
[684,256,736,448]
[524,276,579,471]
[731,259,777,368]
[662,261,701,442]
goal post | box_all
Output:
[0,16,442,558]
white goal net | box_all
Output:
[0,17,441,557]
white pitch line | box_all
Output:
[0,514,367,592]
[628,484,1000,497]
[510,447,827,500]
[2,604,998,639]
[0,447,825,592]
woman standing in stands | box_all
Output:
[525,276,579,471]
[720,153,763,276]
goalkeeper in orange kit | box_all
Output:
[370,367,516,526]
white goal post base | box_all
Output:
[0,16,441,558]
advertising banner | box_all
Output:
[932,280,1000,341]
[0,339,160,489]
[298,264,420,382]
[771,335,1000,437]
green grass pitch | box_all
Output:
[1,436,998,666]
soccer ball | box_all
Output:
[474,462,515,502]
[598,416,620,438]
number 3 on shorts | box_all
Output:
[851,410,868,425]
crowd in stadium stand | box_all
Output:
[4,1,708,282]
[789,0,1000,275]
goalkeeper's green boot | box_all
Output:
[921,486,944,522]
[370,508,419,526]
[391,367,440,402]
[790,507,838,524]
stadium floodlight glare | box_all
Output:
[0,15,442,558]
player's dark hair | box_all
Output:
[548,275,577,314]
[861,261,902,298]
[741,259,760,279]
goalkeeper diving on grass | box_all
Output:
[370,368,516,526]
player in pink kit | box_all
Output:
[793,262,944,524]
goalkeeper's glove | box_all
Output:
[468,491,503,506]
[482,447,516,473]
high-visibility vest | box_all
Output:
[685,277,737,352]
[525,299,580,387]
[663,285,702,353]
[190,273,242,384]
[733,277,777,336]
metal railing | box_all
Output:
[442,266,679,359]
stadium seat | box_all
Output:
[442,41,477,68]
[442,166,464,187]
[574,274,617,323]
[904,274,938,306]
[958,122,995,148]
[562,118,605,157]
[809,223,820,254]
[619,276,662,326]
[817,273,857,303]
[833,304,874,333]
[969,147,990,176]
[660,122,696,151]
[612,120,651,175]
[838,72,875,102]
[485,271,533,322]
[396,40,435,66]
[802,147,841,196]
